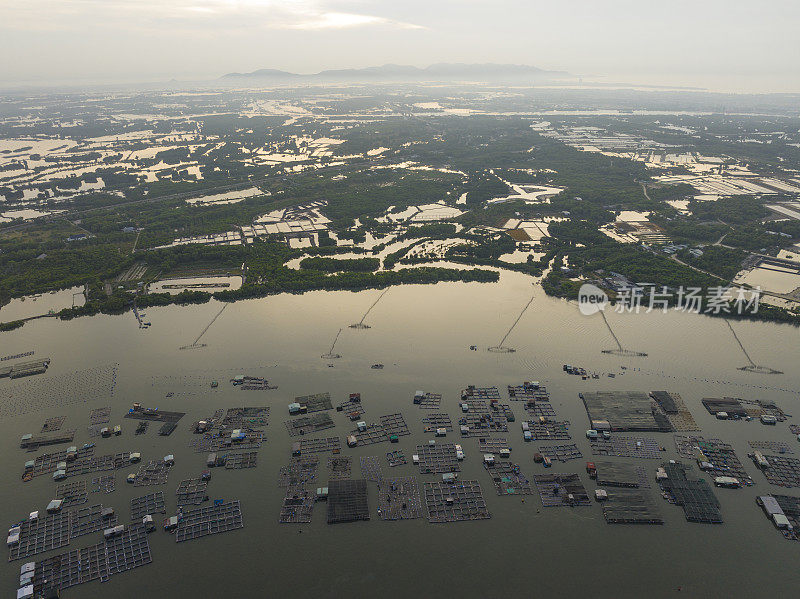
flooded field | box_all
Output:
[2,272,800,598]
[148,276,243,295]
[0,209,54,222]
[0,286,85,321]
[736,266,800,294]
[185,187,265,206]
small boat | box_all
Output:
[370,364,384,370]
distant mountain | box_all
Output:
[220,63,571,82]
[222,68,300,79]
[316,64,426,80]
[425,63,559,77]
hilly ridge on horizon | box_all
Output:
[221,62,572,82]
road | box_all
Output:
[0,156,389,237]
[666,253,725,280]
[638,182,799,304]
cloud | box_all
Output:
[0,0,425,32]
[289,11,424,30]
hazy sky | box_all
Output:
[2,0,798,91]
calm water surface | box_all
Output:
[2,271,799,598]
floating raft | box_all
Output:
[190,428,264,451]
[327,479,370,524]
[0,350,34,362]
[21,431,76,450]
[278,457,320,487]
[30,524,151,595]
[749,440,794,455]
[701,396,788,420]
[87,424,107,437]
[125,409,185,423]
[26,450,130,481]
[284,414,334,437]
[658,461,722,523]
[351,413,411,446]
[24,446,94,478]
[297,437,341,455]
[580,391,672,432]
[494,404,516,421]
[414,391,442,409]
[279,485,314,524]
[89,406,111,425]
[463,386,502,402]
[64,452,134,479]
[528,421,571,441]
[158,422,178,436]
[0,364,118,419]
[377,476,423,520]
[238,377,277,391]
[760,455,800,488]
[8,503,118,561]
[176,478,209,507]
[769,495,800,537]
[673,435,709,459]
[386,450,407,467]
[71,504,118,537]
[222,407,270,427]
[327,456,352,480]
[483,462,534,495]
[461,397,489,412]
[130,492,166,520]
[651,391,699,431]
[424,480,490,523]
[174,500,244,542]
[422,413,453,432]
[294,392,333,413]
[8,512,71,561]
[525,401,557,421]
[381,413,411,437]
[593,461,651,489]
[56,480,89,507]
[91,475,116,494]
[538,444,583,463]
[478,437,510,454]
[133,461,170,487]
[41,416,66,433]
[533,474,591,507]
[507,383,550,402]
[225,452,258,469]
[590,437,662,459]
[359,456,384,483]
[336,399,366,418]
[351,424,389,446]
[694,439,753,484]
[458,399,509,436]
[0,357,50,379]
[602,489,664,525]
[415,443,460,474]
[194,408,225,432]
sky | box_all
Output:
[1,0,799,92]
